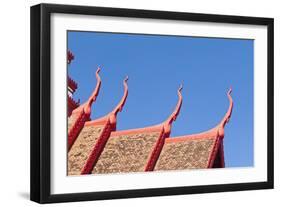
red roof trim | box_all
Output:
[219,140,225,167]
[145,129,165,171]
[110,125,163,137]
[68,110,90,151]
[84,119,108,127]
[207,136,221,168]
[81,119,112,174]
[166,133,217,143]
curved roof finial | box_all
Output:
[167,84,183,123]
[217,87,233,138]
[220,87,233,128]
[163,84,183,135]
[112,76,129,115]
[84,67,102,115]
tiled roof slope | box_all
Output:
[155,135,218,171]
[68,125,105,175]
[92,129,162,174]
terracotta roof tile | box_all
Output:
[68,125,104,175]
[92,131,160,174]
[154,136,217,171]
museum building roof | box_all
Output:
[67,51,233,175]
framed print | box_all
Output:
[30,3,274,203]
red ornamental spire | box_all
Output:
[108,76,129,130]
[163,84,183,136]
[67,50,74,64]
[84,67,102,116]
[221,88,233,126]
[217,87,233,138]
[112,76,129,115]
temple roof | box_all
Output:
[90,88,232,174]
[66,57,233,175]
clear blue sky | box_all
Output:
[68,31,254,168]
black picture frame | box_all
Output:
[30,3,274,204]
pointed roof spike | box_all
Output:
[219,87,233,128]
[163,84,183,135]
[84,67,102,115]
[112,76,129,115]
[167,84,183,123]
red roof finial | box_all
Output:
[67,50,74,64]
[112,76,129,115]
[163,84,183,135]
[217,87,233,137]
[84,67,102,115]
[220,87,233,127]
[108,76,129,129]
